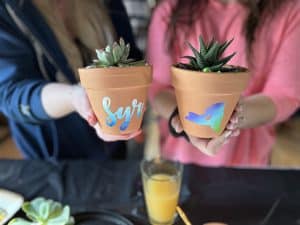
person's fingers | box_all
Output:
[189,128,236,156]
[231,129,240,137]
[101,130,142,141]
[71,85,94,119]
[126,129,143,139]
[87,114,97,126]
[188,136,213,156]
[227,118,238,130]
[236,104,243,113]
[190,100,244,156]
[229,111,239,124]
[206,130,233,155]
[171,115,183,133]
[228,106,244,130]
[81,92,94,118]
[235,101,245,128]
[93,123,103,138]
[93,123,142,142]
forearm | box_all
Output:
[239,94,276,129]
[41,83,75,118]
[153,90,177,119]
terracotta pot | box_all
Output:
[171,66,249,138]
[79,66,152,135]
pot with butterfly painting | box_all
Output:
[171,36,249,138]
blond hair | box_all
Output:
[33,0,116,80]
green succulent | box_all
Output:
[91,38,145,68]
[8,197,74,225]
[179,36,236,73]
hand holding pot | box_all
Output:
[71,85,97,126]
[170,104,243,156]
[93,123,142,142]
[71,85,142,141]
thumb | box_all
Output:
[207,130,232,154]
[171,115,183,133]
[87,113,98,126]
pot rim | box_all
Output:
[84,84,151,91]
[171,65,249,76]
[79,65,152,89]
[78,64,151,72]
[171,65,250,93]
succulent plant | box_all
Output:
[8,197,74,225]
[179,36,236,73]
[91,38,145,68]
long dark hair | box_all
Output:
[167,0,289,56]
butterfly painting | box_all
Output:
[185,102,225,132]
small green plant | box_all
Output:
[8,197,74,225]
[178,36,238,72]
[91,38,145,68]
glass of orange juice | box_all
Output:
[141,158,183,225]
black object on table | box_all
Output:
[0,160,300,225]
[74,211,134,225]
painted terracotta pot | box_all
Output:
[171,66,249,138]
[79,65,152,135]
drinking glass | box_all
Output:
[141,158,183,225]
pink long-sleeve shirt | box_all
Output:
[147,0,300,167]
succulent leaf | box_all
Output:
[121,44,130,61]
[91,38,145,68]
[128,59,146,66]
[208,63,224,72]
[182,56,195,61]
[187,42,199,59]
[190,58,199,69]
[112,43,122,63]
[199,36,207,55]
[207,37,216,50]
[218,38,234,58]
[96,49,104,60]
[205,42,220,63]
[105,45,111,53]
[119,38,125,49]
[181,36,236,72]
[187,43,205,68]
[216,52,236,66]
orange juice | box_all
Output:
[144,174,180,225]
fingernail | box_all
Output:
[174,122,180,133]
[233,117,239,123]
[233,130,240,137]
[228,123,236,129]
[88,116,97,126]
[88,118,94,126]
[230,117,238,124]
[87,113,94,120]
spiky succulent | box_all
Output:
[91,38,145,68]
[179,36,236,73]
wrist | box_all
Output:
[41,83,76,118]
[69,84,81,113]
[237,95,276,129]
